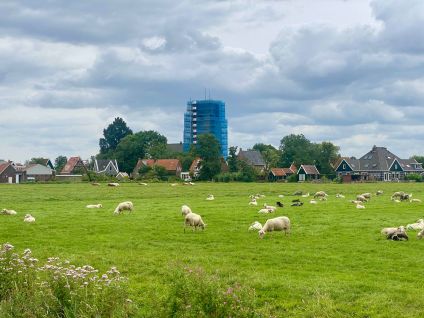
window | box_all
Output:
[343,164,346,169]
[395,164,398,169]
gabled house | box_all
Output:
[60,156,87,175]
[335,146,424,182]
[94,159,119,176]
[298,165,320,181]
[269,168,286,181]
[0,162,19,183]
[38,158,54,170]
[237,149,266,171]
[133,159,182,178]
[24,163,54,182]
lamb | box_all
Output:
[361,193,372,200]
[1,209,17,215]
[206,194,215,201]
[301,193,310,198]
[417,229,424,239]
[410,198,422,203]
[108,182,120,187]
[24,214,35,223]
[381,226,406,238]
[184,212,206,231]
[276,201,284,207]
[291,202,303,207]
[314,191,328,199]
[258,216,291,239]
[356,195,368,202]
[335,193,345,199]
[376,190,384,196]
[356,204,365,209]
[310,200,317,204]
[248,199,258,206]
[113,201,133,214]
[391,191,405,200]
[406,219,424,230]
[263,203,276,212]
[181,205,192,216]
[258,208,274,214]
[86,204,102,209]
[248,221,263,231]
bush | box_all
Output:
[405,173,422,182]
[0,243,135,317]
[287,174,298,183]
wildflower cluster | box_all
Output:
[0,243,134,317]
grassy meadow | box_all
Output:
[1,182,424,317]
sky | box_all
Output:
[1,0,424,162]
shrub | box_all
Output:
[405,173,422,182]
[287,174,298,183]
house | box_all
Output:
[335,145,424,182]
[37,158,54,170]
[269,168,286,181]
[24,163,54,182]
[116,172,129,180]
[94,159,119,176]
[237,149,266,171]
[133,159,182,178]
[297,165,320,181]
[0,162,20,183]
[60,156,87,175]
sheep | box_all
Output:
[376,190,384,196]
[381,226,406,238]
[184,212,206,231]
[24,214,35,223]
[86,204,102,209]
[258,208,274,214]
[335,193,345,199]
[276,201,284,207]
[410,198,422,203]
[113,201,133,215]
[301,193,310,198]
[314,191,328,199]
[258,216,291,239]
[139,182,148,186]
[108,182,120,187]
[293,191,303,196]
[356,195,368,202]
[189,182,195,185]
[350,200,362,204]
[417,229,424,239]
[391,191,405,200]
[356,204,365,209]
[406,219,424,230]
[263,203,276,212]
[206,194,215,201]
[170,183,178,186]
[361,193,372,200]
[291,202,303,207]
[248,199,258,206]
[278,194,285,198]
[319,197,327,201]
[248,221,263,231]
[400,193,412,201]
[1,209,17,215]
[310,200,317,204]
[388,231,409,241]
[181,205,192,216]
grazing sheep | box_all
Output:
[291,202,303,207]
[381,226,406,238]
[258,216,291,239]
[206,194,215,201]
[184,212,206,231]
[391,191,405,200]
[314,191,328,199]
[335,193,345,199]
[91,182,100,186]
[361,193,372,200]
[388,231,409,241]
[1,209,17,215]
[181,205,192,216]
[376,190,384,196]
[400,193,412,201]
[302,193,310,198]
[86,204,102,209]
[356,204,365,209]
[24,214,35,223]
[258,208,274,214]
[410,199,422,203]
[248,221,263,231]
[249,199,258,206]
[278,194,285,198]
[263,204,276,212]
[113,201,133,214]
[139,182,148,186]
[108,182,120,187]
[356,195,368,202]
[406,219,424,230]
[310,200,317,204]
[293,191,303,196]
[417,229,424,239]
[276,201,284,207]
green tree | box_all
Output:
[227,146,238,172]
[279,134,315,167]
[99,117,133,155]
[253,143,281,171]
[114,130,167,174]
[411,155,424,165]
[196,134,222,180]
[54,156,67,172]
[315,141,340,177]
[29,157,47,165]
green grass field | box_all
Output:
[1,182,424,317]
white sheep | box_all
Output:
[86,204,102,209]
[113,201,133,214]
[376,190,384,196]
[314,191,328,198]
[206,194,215,201]
[258,208,273,214]
[259,216,291,239]
[361,193,372,200]
[139,182,148,186]
[391,191,405,200]
[310,200,317,204]
[278,194,285,198]
[356,195,368,202]
[335,193,345,199]
[356,204,365,209]
[350,200,362,204]
[263,203,276,212]
[248,221,263,231]
[108,182,120,187]
[417,229,424,239]
[381,226,406,237]
[181,205,192,216]
[24,214,35,223]
[1,209,17,215]
[406,219,424,230]
[184,212,206,231]
[248,199,258,206]
[302,193,310,198]
[170,183,178,186]
[410,199,422,203]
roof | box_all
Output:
[238,149,265,166]
[61,157,85,174]
[0,162,12,174]
[270,168,286,177]
[338,146,424,172]
[299,165,320,175]
[25,164,53,175]
[135,159,181,172]
[166,143,184,153]
[95,159,118,172]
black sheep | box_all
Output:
[276,201,284,207]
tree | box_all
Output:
[227,146,238,172]
[196,134,222,180]
[411,155,424,165]
[252,143,281,171]
[99,117,133,155]
[29,157,47,165]
[54,156,67,172]
[114,130,167,174]
[279,134,315,167]
[315,141,340,176]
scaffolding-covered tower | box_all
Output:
[183,99,228,159]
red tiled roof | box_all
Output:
[300,165,320,175]
[0,162,11,174]
[270,168,286,177]
[137,159,181,172]
[61,156,83,174]
[282,167,294,174]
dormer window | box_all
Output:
[343,164,346,169]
